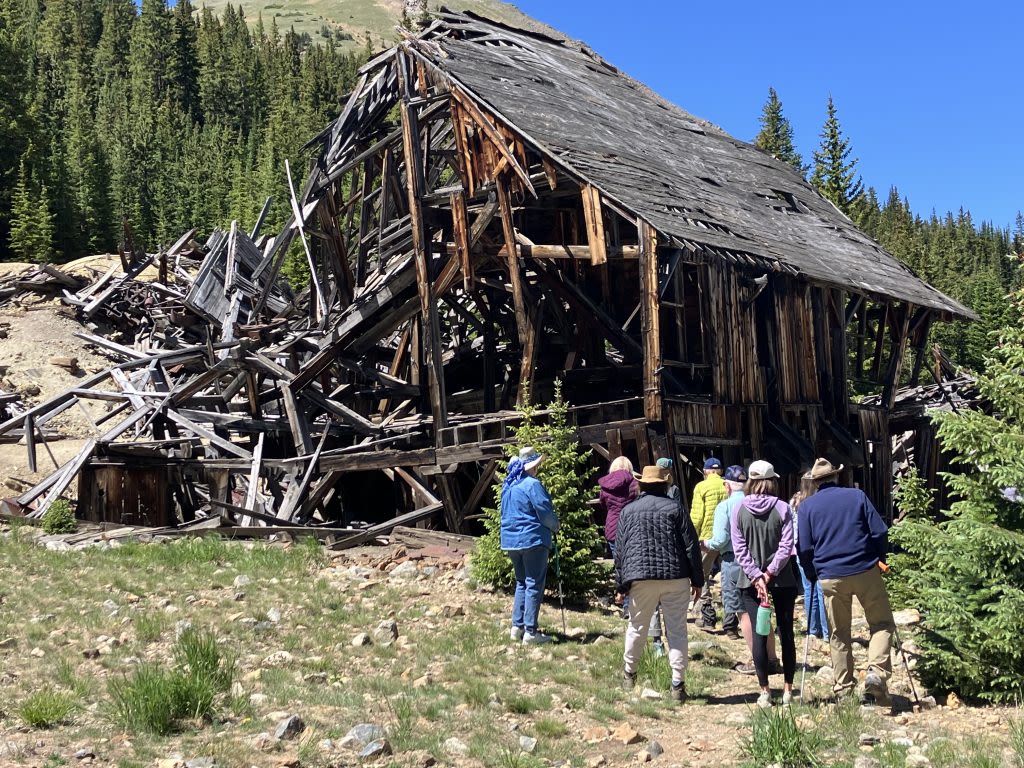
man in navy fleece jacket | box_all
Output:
[797,459,896,706]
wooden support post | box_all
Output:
[451,190,472,291]
[496,175,531,344]
[634,423,652,467]
[356,156,374,287]
[399,51,448,439]
[882,304,913,409]
[638,219,662,422]
[606,428,622,460]
[869,304,890,382]
[581,184,608,265]
[908,314,933,387]
[517,300,541,407]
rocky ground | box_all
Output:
[0,525,1020,768]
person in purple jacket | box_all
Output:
[598,456,639,558]
[731,460,799,708]
[797,458,895,706]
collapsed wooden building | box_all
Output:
[2,11,973,535]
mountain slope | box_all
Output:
[195,0,561,51]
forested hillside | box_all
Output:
[0,0,364,265]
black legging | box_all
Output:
[740,585,798,687]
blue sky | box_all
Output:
[512,1,1023,231]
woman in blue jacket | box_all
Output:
[501,446,559,645]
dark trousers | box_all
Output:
[740,585,798,687]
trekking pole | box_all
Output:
[877,561,921,707]
[553,536,567,635]
[799,627,812,704]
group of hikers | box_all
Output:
[499,447,897,708]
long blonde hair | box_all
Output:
[609,456,634,474]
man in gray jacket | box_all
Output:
[615,464,704,702]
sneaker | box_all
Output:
[622,668,637,691]
[670,680,687,703]
[756,691,773,709]
[652,640,665,658]
[862,673,891,707]
[781,690,793,707]
[733,662,757,676]
[510,626,524,641]
[522,631,553,645]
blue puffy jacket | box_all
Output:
[500,476,559,550]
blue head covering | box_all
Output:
[502,457,526,494]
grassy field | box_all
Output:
[0,524,1020,767]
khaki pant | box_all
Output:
[819,566,895,694]
[624,579,692,684]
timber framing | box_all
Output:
[0,10,973,531]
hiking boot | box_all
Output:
[510,626,524,642]
[862,673,891,707]
[768,660,785,676]
[756,690,773,708]
[622,668,637,691]
[522,631,553,645]
[724,626,742,641]
[733,662,757,676]
[670,680,687,703]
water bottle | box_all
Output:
[755,599,772,636]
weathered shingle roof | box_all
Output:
[420,11,973,319]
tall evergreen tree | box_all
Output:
[753,87,806,174]
[8,149,55,263]
[811,95,864,218]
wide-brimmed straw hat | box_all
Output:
[637,465,671,485]
[803,458,843,481]
[518,446,544,471]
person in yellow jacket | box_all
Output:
[691,457,728,628]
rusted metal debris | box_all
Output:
[0,11,975,537]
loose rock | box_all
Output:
[646,741,664,757]
[351,632,372,647]
[274,714,305,741]
[519,736,537,753]
[343,723,387,748]
[611,723,643,745]
[359,740,392,759]
[640,687,661,700]
[443,737,469,756]
[373,619,399,646]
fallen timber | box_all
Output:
[1,10,976,535]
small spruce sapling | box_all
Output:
[42,499,77,535]
[471,382,606,601]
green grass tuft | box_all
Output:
[18,687,77,728]
[739,706,828,768]
[1011,719,1024,768]
[107,628,234,734]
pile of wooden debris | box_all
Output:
[0,222,459,548]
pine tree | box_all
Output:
[471,382,606,601]
[9,151,55,263]
[811,95,864,218]
[889,271,1024,701]
[753,87,806,175]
